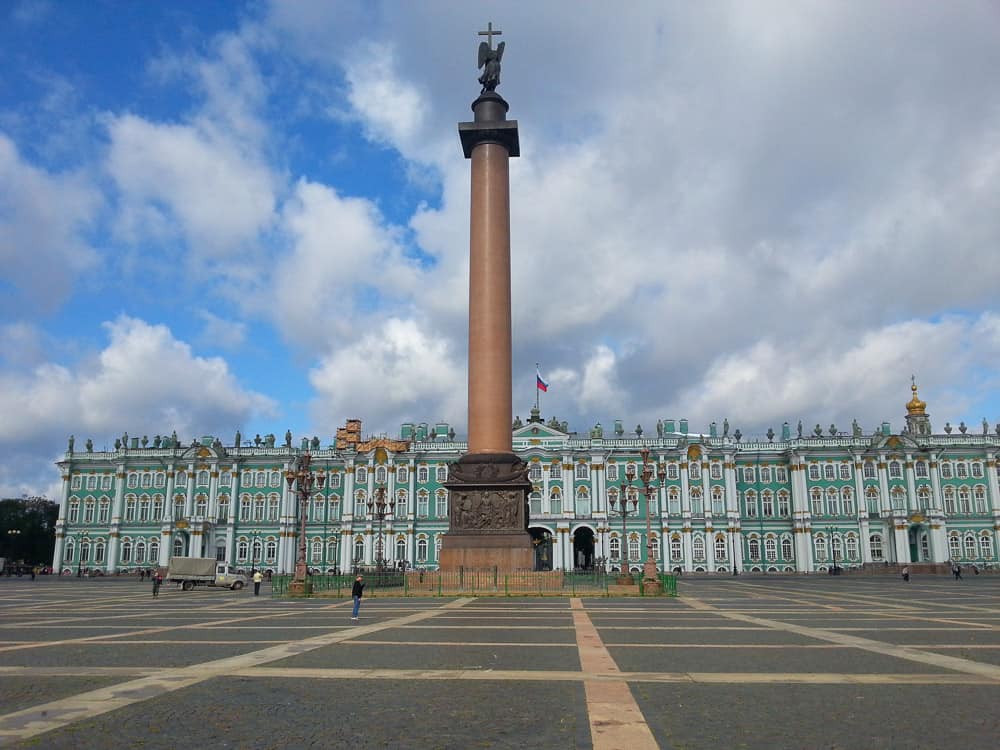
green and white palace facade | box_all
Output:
[52,386,1000,575]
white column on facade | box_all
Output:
[892,521,911,564]
[592,460,604,514]
[680,464,691,513]
[681,528,693,573]
[701,461,711,516]
[107,463,127,573]
[904,453,917,512]
[208,466,219,520]
[730,528,743,572]
[344,462,356,518]
[565,455,576,516]
[184,463,195,517]
[163,468,175,522]
[407,459,416,517]
[877,456,891,514]
[929,454,943,511]
[52,469,71,570]
[724,456,738,512]
[226,465,240,565]
[111,464,127,520]
[986,453,1000,511]
[706,523,716,573]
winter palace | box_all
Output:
[52,385,1000,575]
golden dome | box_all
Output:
[906,381,926,415]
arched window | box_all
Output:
[576,462,589,479]
[135,540,146,563]
[549,463,561,480]
[269,471,281,486]
[650,535,660,561]
[125,497,137,522]
[811,488,823,516]
[778,490,791,516]
[866,487,880,513]
[606,464,619,482]
[915,461,928,479]
[99,498,111,523]
[173,497,185,521]
[256,471,266,486]
[628,534,641,563]
[215,541,226,561]
[761,490,774,517]
[417,466,428,483]
[764,537,777,562]
[943,487,956,514]
[152,495,163,520]
[197,470,209,486]
[254,495,265,521]
[149,539,160,562]
[959,487,971,514]
[888,461,902,479]
[575,487,591,515]
[375,466,387,484]
[826,487,840,516]
[240,495,251,521]
[759,466,771,483]
[609,536,621,561]
[417,537,429,562]
[219,471,230,487]
[435,489,448,518]
[941,462,953,479]
[396,537,406,561]
[353,536,365,563]
[237,539,249,562]
[711,486,724,514]
[396,466,408,482]
[94,541,106,563]
[748,537,761,561]
[839,463,851,481]
[195,495,207,518]
[138,497,150,521]
[666,463,679,480]
[311,539,323,563]
[964,534,978,559]
[173,536,185,557]
[530,491,543,516]
[670,535,682,562]
[824,464,836,481]
[68,501,80,523]
[84,499,95,523]
[971,462,984,478]
[121,540,132,562]
[845,534,858,560]
[714,535,728,560]
[831,534,843,560]
[841,488,854,515]
[417,491,429,517]
[549,490,562,515]
[667,486,680,514]
[974,486,987,513]
[265,539,277,562]
[688,462,701,480]
[326,538,338,563]
[917,486,931,510]
[217,496,229,522]
[980,534,993,559]
[436,466,448,483]
[690,487,703,515]
[356,467,367,483]
[956,462,968,479]
[781,536,794,560]
[949,533,961,559]
[529,463,542,480]
[814,535,828,561]
[692,534,705,561]
[127,473,138,489]
[863,462,876,479]
[890,486,905,510]
[808,465,820,481]
[870,534,884,561]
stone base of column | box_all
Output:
[440,453,534,572]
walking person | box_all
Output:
[152,571,162,597]
[901,565,910,582]
[953,562,962,580]
[253,569,263,596]
[351,575,365,621]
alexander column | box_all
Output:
[440,23,533,571]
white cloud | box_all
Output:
[308,317,465,434]
[197,310,248,351]
[0,134,100,313]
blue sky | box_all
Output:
[2,1,1000,499]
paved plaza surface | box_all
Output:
[1,577,999,749]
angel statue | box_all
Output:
[478,38,505,93]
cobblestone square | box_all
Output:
[1,576,999,749]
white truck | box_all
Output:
[166,557,247,591]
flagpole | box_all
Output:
[535,362,540,411]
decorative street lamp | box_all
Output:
[608,462,638,583]
[638,448,663,594]
[286,452,325,596]
[367,485,395,571]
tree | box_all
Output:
[0,496,59,566]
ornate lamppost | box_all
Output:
[638,448,663,594]
[367,485,395,571]
[286,453,325,596]
[608,462,638,583]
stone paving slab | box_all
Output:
[0,676,124,715]
[0,643,265,668]
[351,626,577,644]
[594,626,824,645]
[4,676,592,750]
[831,629,1000,646]
[629,682,1000,750]
[608,645,955,675]
[923,648,1000,666]
[265,642,582,671]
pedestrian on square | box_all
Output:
[952,563,962,580]
[152,571,162,597]
[351,575,365,621]
[253,569,263,596]
[901,565,909,582]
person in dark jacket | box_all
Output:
[351,575,365,620]
[152,572,163,597]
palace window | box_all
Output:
[375,466,387,484]
[529,463,542,481]
[888,461,902,479]
[530,492,542,516]
[949,533,961,559]
[943,487,956,514]
[436,466,448,483]
[690,488,703,515]
[941,462,953,479]
[396,537,406,561]
[781,536,794,560]
[121,540,132,562]
[841,488,854,515]
[550,490,562,515]
[152,496,163,520]
[195,496,207,518]
[265,540,277,562]
[217,497,229,522]
[759,467,771,483]
[863,462,876,479]
[327,538,338,563]
[688,462,701,480]
[195,470,208,486]
[607,464,619,482]
[173,498,185,521]
[102,475,114,490]
[871,534,886,560]
[831,535,843,561]
[761,490,774,517]
[124,498,136,522]
[149,540,159,562]
[311,539,323,563]
[778,490,791,516]
[219,472,231,487]
[138,497,150,521]
[775,467,788,483]
[176,471,187,486]
[329,473,341,489]
[748,537,761,561]
[971,462,984,479]
[242,471,252,485]
[827,487,840,516]
[356,467,367,483]
[575,488,591,515]
[974,486,987,514]
[256,471,266,486]
[866,487,880,513]
[714,535,727,560]
[650,535,661,561]
[254,496,265,522]
[980,534,994,559]
[127,473,138,489]
[814,535,828,561]
[237,540,249,562]
[172,537,184,557]
[666,463,679,480]
[956,462,968,479]
[270,471,281,486]
[958,487,971,514]
[692,534,705,562]
[416,537,428,562]
[136,540,148,563]
[964,534,978,559]
[839,463,851,481]
[576,463,589,480]
[268,495,279,521]
[71,475,82,491]
[396,466,408,483]
[824,464,836,481]
[99,499,110,524]
[811,488,823,516]
[808,465,820,481]
[711,486,724,515]
[138,473,149,489]
[353,537,365,562]
[765,537,777,562]
[240,496,251,521]
[609,536,621,561]
[890,487,906,510]
[744,491,757,517]
[436,490,448,518]
[550,463,562,479]
[417,466,429,483]
[628,535,641,562]
[917,486,931,510]
[85,475,97,491]
[915,461,928,479]
[710,463,722,480]
[670,535,682,562]
[417,492,429,517]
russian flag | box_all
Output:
[536,369,549,392]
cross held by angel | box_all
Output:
[477,22,505,93]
